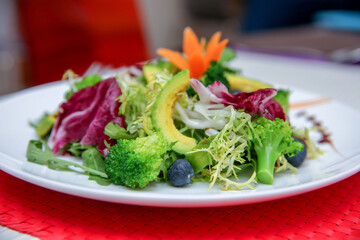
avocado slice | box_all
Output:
[143,64,164,84]
[151,69,196,154]
[225,73,272,92]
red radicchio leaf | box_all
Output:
[263,99,287,121]
[49,77,125,156]
[189,78,221,104]
[208,81,286,121]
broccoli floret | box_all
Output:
[104,133,169,188]
[251,117,303,184]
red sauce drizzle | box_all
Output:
[297,111,333,145]
[296,111,306,117]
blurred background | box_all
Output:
[1,0,360,96]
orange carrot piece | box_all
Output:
[188,50,206,79]
[205,31,221,63]
[157,48,189,70]
[183,27,202,58]
[211,39,229,62]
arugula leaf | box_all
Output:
[81,148,111,186]
[81,148,105,172]
[88,175,111,186]
[27,140,57,164]
[65,142,92,158]
[26,140,108,179]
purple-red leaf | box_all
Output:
[49,78,124,156]
[206,81,286,120]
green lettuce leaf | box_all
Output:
[26,140,108,181]
[65,74,102,99]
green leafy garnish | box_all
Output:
[273,89,290,114]
[104,122,137,140]
[81,148,111,186]
[118,75,148,133]
[203,61,231,90]
[219,47,236,63]
[26,140,108,181]
[65,142,92,158]
[29,112,56,139]
[185,136,214,173]
[65,74,102,99]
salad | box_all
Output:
[27,27,324,190]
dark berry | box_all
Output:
[286,138,307,167]
[167,159,194,187]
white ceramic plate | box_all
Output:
[1,56,360,208]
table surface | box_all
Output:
[1,50,359,240]
[231,26,360,57]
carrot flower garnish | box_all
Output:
[157,27,228,78]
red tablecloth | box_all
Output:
[1,170,359,240]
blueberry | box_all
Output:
[168,159,194,187]
[285,138,307,167]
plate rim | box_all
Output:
[1,150,360,207]
[1,80,360,208]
